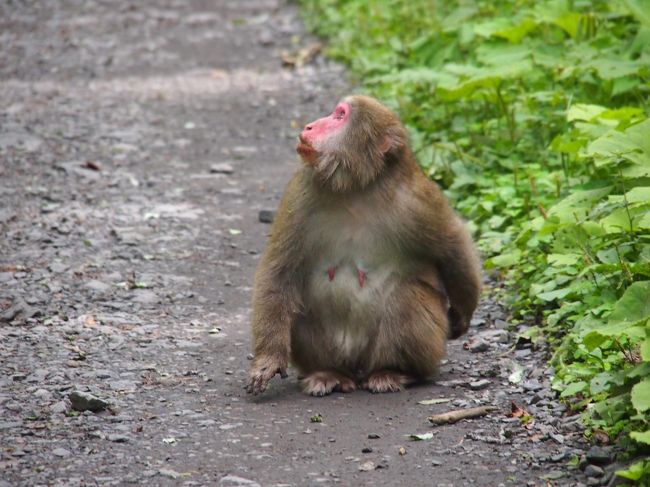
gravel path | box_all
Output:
[1,2,615,486]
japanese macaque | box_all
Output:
[246,95,481,396]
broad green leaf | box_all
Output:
[567,104,606,122]
[608,281,650,327]
[537,287,572,302]
[560,381,587,398]
[625,0,650,27]
[547,187,611,223]
[630,430,650,445]
[488,250,522,268]
[552,12,583,39]
[624,186,650,204]
[631,378,650,413]
[547,253,581,266]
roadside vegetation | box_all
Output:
[300,0,650,482]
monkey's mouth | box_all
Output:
[296,138,317,160]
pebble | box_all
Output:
[258,210,275,223]
[50,400,70,414]
[210,162,235,174]
[469,339,490,353]
[584,465,604,478]
[68,390,110,412]
[219,475,261,486]
[586,446,614,465]
[107,434,130,443]
[52,447,71,457]
[85,280,112,293]
[469,379,491,390]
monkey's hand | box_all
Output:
[245,354,288,395]
[448,307,470,339]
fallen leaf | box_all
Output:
[408,433,434,441]
[162,437,177,444]
[229,229,242,235]
[417,398,451,405]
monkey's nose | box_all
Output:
[304,124,313,131]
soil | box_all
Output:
[1,1,617,486]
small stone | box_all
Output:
[359,461,376,471]
[367,433,381,439]
[362,447,373,453]
[131,290,159,304]
[107,434,130,443]
[50,400,70,414]
[210,162,235,174]
[85,280,111,293]
[586,446,614,465]
[522,380,543,392]
[468,339,490,353]
[219,474,261,486]
[584,465,604,478]
[258,210,275,224]
[52,447,71,457]
[469,379,491,390]
[431,459,442,466]
[68,391,110,412]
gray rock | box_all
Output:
[522,379,543,392]
[469,379,491,390]
[219,475,261,487]
[50,400,70,414]
[469,339,490,353]
[210,162,235,174]
[584,464,604,478]
[586,446,614,465]
[52,447,71,457]
[131,289,159,304]
[68,391,110,412]
[479,329,509,343]
[258,210,275,224]
[85,280,112,293]
[107,434,130,443]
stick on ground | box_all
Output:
[428,406,497,425]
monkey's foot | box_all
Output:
[301,371,356,397]
[361,371,415,393]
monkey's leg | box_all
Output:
[290,317,357,396]
[363,281,449,393]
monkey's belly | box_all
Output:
[305,263,398,364]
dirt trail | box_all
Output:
[1,2,607,486]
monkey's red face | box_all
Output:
[296,102,351,164]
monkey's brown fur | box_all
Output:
[246,95,481,396]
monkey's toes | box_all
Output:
[362,371,413,393]
[301,371,356,396]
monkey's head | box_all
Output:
[296,95,407,192]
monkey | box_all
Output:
[246,95,481,396]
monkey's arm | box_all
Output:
[413,180,482,339]
[246,174,306,395]
[437,220,482,338]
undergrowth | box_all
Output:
[299,0,650,482]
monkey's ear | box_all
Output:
[378,134,393,154]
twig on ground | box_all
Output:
[428,406,497,425]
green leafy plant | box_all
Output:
[300,0,650,482]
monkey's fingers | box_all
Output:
[245,374,270,395]
[279,367,288,379]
